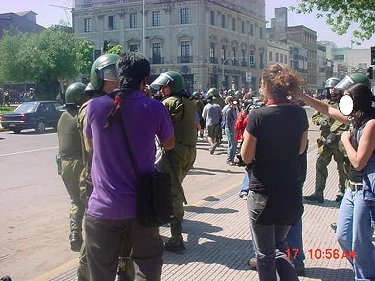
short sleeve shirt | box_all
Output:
[246,104,308,224]
[84,92,174,220]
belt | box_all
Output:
[348,181,363,191]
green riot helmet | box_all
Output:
[335,73,371,91]
[324,77,340,89]
[65,82,87,106]
[207,87,219,97]
[191,91,201,100]
[150,71,186,94]
[90,53,120,91]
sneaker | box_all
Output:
[247,257,257,270]
[164,239,185,253]
[303,194,324,203]
[227,161,237,166]
[335,194,344,203]
[239,191,248,200]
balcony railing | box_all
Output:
[232,59,239,66]
[177,56,193,63]
[150,57,164,64]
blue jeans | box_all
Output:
[247,191,299,281]
[225,127,237,163]
[240,172,250,194]
[286,218,305,269]
[337,188,375,281]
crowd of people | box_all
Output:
[2,52,374,281]
[52,55,375,281]
[0,88,37,106]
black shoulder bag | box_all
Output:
[115,98,173,227]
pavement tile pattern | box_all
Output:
[53,147,354,281]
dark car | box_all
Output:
[0,101,64,133]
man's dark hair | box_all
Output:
[117,52,150,90]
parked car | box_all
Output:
[0,101,64,133]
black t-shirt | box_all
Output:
[246,104,308,225]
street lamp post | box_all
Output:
[142,0,145,55]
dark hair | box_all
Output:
[262,63,304,101]
[117,52,150,90]
[344,83,375,128]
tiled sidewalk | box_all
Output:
[53,147,354,281]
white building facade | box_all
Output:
[72,0,267,92]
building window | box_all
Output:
[250,24,254,36]
[221,14,226,28]
[181,41,191,57]
[129,44,139,52]
[241,21,245,33]
[108,15,115,30]
[210,11,215,25]
[130,13,137,28]
[269,51,272,61]
[209,42,215,58]
[221,46,226,60]
[285,54,288,64]
[84,18,92,32]
[180,8,189,24]
[276,53,279,62]
[259,27,263,39]
[280,54,284,63]
[152,11,160,26]
[152,43,162,64]
[232,47,236,59]
[232,18,236,31]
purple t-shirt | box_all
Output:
[84,91,174,219]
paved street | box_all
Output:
[44,143,353,281]
[1,107,356,280]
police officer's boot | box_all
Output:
[164,217,185,253]
[69,231,82,252]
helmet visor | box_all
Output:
[150,73,174,90]
[102,64,118,82]
[335,76,355,91]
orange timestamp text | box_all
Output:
[286,248,356,260]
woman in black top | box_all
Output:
[293,81,375,281]
[241,63,308,281]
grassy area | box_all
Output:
[0,106,16,114]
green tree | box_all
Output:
[106,43,122,55]
[292,0,375,43]
[0,28,94,99]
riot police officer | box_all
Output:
[151,71,197,252]
[304,77,349,203]
[57,82,88,251]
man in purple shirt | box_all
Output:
[84,52,175,281]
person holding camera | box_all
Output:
[304,77,349,203]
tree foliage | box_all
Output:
[0,28,94,99]
[106,43,122,55]
[292,0,375,43]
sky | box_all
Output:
[0,0,373,49]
